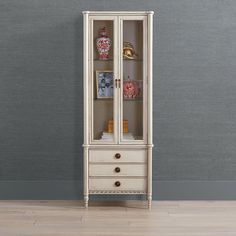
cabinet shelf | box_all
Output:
[94,59,113,61]
[123,98,143,101]
[123,59,143,62]
[94,98,143,101]
[93,59,143,62]
[94,98,113,101]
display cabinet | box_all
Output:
[83,11,154,208]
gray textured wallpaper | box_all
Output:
[1,0,236,199]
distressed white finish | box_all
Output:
[83,11,154,209]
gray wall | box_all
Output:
[1,0,236,200]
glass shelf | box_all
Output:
[123,59,143,62]
[94,98,143,101]
[93,58,143,61]
[94,98,113,101]
[123,98,143,101]
[94,59,113,61]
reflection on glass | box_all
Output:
[93,20,114,141]
[122,20,143,141]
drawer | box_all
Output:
[89,164,147,177]
[89,149,146,163]
[89,178,146,191]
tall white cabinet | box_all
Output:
[83,11,154,208]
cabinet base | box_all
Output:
[89,190,146,194]
[83,194,152,209]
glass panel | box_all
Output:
[122,20,143,141]
[93,20,114,141]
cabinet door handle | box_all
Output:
[115,79,121,88]
[115,153,121,159]
[115,167,121,173]
[115,181,121,187]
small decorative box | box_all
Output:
[108,120,128,133]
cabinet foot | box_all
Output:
[148,195,152,210]
[84,195,89,208]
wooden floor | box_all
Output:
[0,200,236,236]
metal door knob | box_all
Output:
[115,181,121,187]
[115,167,120,173]
[115,153,121,159]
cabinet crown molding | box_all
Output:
[82,11,154,15]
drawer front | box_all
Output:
[89,149,146,163]
[89,164,147,177]
[89,178,146,191]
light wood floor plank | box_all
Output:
[0,200,236,236]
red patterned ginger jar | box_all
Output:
[96,27,112,60]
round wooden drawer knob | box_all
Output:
[115,153,121,159]
[115,167,120,173]
[115,181,121,187]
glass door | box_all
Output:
[90,17,118,143]
[120,17,147,143]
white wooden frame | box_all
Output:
[119,15,148,145]
[83,11,154,209]
[88,15,118,145]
